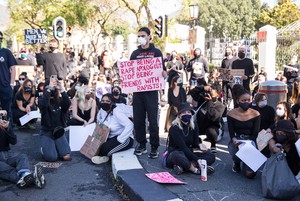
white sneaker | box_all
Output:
[91,156,109,165]
[16,172,34,188]
[34,165,45,189]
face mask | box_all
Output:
[19,80,24,85]
[100,103,111,111]
[238,52,245,59]
[275,133,287,143]
[24,86,32,93]
[258,100,267,108]
[20,53,26,59]
[112,91,119,96]
[75,86,79,90]
[239,102,250,111]
[177,82,183,87]
[181,114,192,123]
[276,109,285,117]
[138,37,147,46]
[50,47,56,52]
[85,94,91,100]
[225,52,230,57]
[195,53,200,58]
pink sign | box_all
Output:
[118,57,165,93]
[145,172,186,184]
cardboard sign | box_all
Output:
[16,65,35,80]
[24,28,47,44]
[219,68,232,81]
[145,172,186,184]
[231,69,245,77]
[118,57,165,93]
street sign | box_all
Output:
[257,31,267,43]
[24,28,47,44]
[188,29,197,45]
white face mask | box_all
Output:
[138,37,147,46]
[258,100,267,108]
[276,109,285,117]
[19,80,24,85]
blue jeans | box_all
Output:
[0,151,30,183]
[40,129,71,162]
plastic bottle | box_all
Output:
[200,159,207,181]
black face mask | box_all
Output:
[50,47,56,52]
[85,94,91,100]
[195,53,200,58]
[239,102,250,111]
[112,91,120,96]
[24,86,32,93]
[225,52,229,57]
[238,52,245,59]
[275,133,287,143]
[100,103,111,111]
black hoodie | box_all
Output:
[130,44,166,70]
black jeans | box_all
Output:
[133,91,159,148]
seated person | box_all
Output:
[0,110,45,189]
[197,86,225,153]
[227,89,260,179]
[12,79,37,129]
[38,78,71,162]
[112,86,126,104]
[70,86,97,126]
[165,102,215,175]
[269,120,300,176]
[91,93,134,165]
[35,82,45,106]
[13,72,27,99]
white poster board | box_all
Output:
[69,123,96,151]
[19,111,41,126]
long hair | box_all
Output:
[75,85,92,114]
[171,115,195,130]
[275,101,293,124]
[18,79,35,95]
[170,76,180,90]
[290,82,300,104]
[44,80,60,104]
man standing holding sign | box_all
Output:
[232,46,255,92]
[129,27,167,159]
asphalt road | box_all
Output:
[0,127,125,201]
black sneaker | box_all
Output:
[207,166,215,175]
[232,162,241,173]
[17,172,34,188]
[33,165,45,189]
[173,165,184,175]
[148,147,159,159]
[134,144,147,156]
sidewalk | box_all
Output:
[111,108,300,201]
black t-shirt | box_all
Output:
[252,105,275,130]
[0,48,17,88]
[13,91,34,109]
[187,57,209,80]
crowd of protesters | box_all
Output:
[0,26,299,194]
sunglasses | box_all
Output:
[19,78,25,81]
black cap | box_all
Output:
[274,120,295,133]
[177,102,195,115]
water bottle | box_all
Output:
[200,159,207,181]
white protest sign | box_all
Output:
[19,111,41,126]
[296,138,300,157]
[69,123,96,151]
[236,140,267,172]
[95,82,111,100]
[118,57,165,93]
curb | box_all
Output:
[111,149,182,201]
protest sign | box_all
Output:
[19,111,41,126]
[117,57,165,93]
[231,69,245,77]
[145,172,186,184]
[219,68,232,81]
[24,28,47,44]
[70,123,96,151]
[16,65,35,80]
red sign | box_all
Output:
[257,31,267,43]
